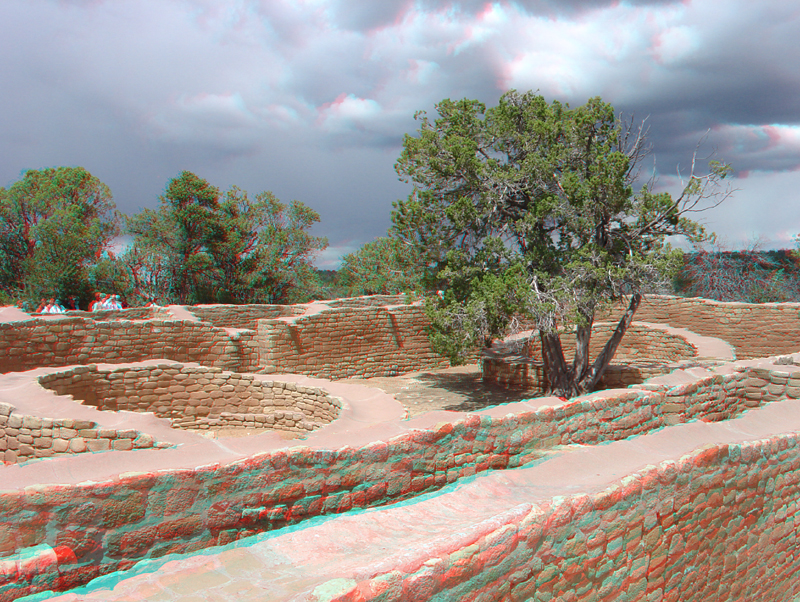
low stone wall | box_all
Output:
[67,307,171,321]
[3,298,446,379]
[0,318,258,374]
[38,364,341,436]
[324,295,410,308]
[524,322,697,364]
[258,303,449,379]
[600,295,800,359]
[483,322,699,392]
[0,402,160,465]
[187,305,303,330]
[1,357,797,600]
[335,434,800,601]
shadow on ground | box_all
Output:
[342,364,542,417]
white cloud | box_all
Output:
[651,25,699,65]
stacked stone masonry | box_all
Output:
[1,296,448,380]
[0,401,159,465]
[257,303,450,379]
[335,435,800,601]
[0,357,798,600]
[483,322,700,392]
[4,295,800,601]
[188,305,303,330]
[599,294,800,359]
[0,318,258,374]
[38,364,341,436]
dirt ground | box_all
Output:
[341,363,541,417]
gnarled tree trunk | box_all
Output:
[539,293,642,398]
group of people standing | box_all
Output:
[34,296,85,313]
[33,293,127,314]
[88,292,126,311]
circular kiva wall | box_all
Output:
[483,322,699,391]
[38,364,342,437]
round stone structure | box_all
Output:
[38,363,342,435]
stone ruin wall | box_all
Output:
[1,362,799,600]
[4,295,800,600]
[528,322,698,364]
[257,303,450,379]
[339,434,800,602]
[1,362,342,466]
[483,322,699,392]
[0,402,160,465]
[599,294,800,359]
[0,297,447,380]
[187,305,304,330]
[0,318,259,375]
[39,364,340,435]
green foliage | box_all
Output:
[87,255,135,304]
[125,172,328,305]
[0,166,118,304]
[126,171,222,304]
[394,90,730,395]
[337,236,425,296]
[675,242,800,303]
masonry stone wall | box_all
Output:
[187,305,303,330]
[0,401,159,465]
[2,298,446,379]
[336,435,800,601]
[37,364,340,436]
[258,303,449,379]
[0,360,795,600]
[0,318,258,374]
[483,322,698,392]
[528,322,698,364]
[67,307,171,321]
[599,295,800,359]
[324,295,410,308]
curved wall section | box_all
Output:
[38,364,341,436]
[1,356,798,600]
[600,295,800,359]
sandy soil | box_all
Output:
[341,363,541,417]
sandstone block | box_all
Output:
[69,438,87,453]
[86,438,111,452]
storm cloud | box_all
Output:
[2,0,799,264]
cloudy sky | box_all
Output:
[2,0,799,266]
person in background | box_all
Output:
[100,293,114,310]
[35,298,47,313]
[88,292,102,312]
[50,299,66,314]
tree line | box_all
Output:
[0,169,328,307]
[2,89,764,398]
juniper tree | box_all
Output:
[393,91,732,397]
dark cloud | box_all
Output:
[2,0,800,262]
[326,0,413,31]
